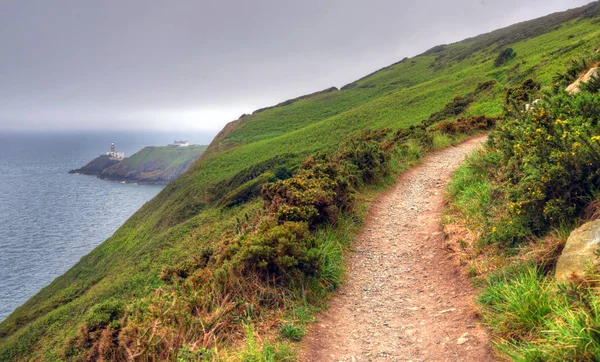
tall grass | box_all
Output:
[479,266,552,340]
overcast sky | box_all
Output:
[0,0,593,132]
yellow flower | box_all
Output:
[492,227,497,233]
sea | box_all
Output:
[0,131,215,322]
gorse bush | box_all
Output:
[262,129,391,228]
[487,91,600,243]
[262,160,351,227]
[233,221,321,278]
[504,78,541,111]
[435,115,498,135]
[242,129,393,279]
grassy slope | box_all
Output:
[1,3,600,359]
[119,145,207,168]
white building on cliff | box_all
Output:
[168,140,193,147]
[107,143,125,160]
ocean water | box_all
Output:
[0,131,215,322]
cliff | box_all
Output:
[69,145,207,184]
[98,145,207,184]
[68,155,121,176]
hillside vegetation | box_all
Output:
[445,52,600,359]
[2,3,600,360]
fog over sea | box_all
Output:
[0,131,215,321]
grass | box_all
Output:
[120,145,207,168]
[279,324,304,342]
[479,265,553,340]
[2,3,600,360]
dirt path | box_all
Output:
[301,135,494,362]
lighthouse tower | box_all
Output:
[107,142,125,160]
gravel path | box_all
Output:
[300,135,494,362]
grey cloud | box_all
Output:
[0,0,593,131]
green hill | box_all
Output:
[99,145,207,184]
[2,2,600,360]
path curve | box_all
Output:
[301,135,494,362]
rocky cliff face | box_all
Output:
[68,155,121,175]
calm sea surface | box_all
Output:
[0,131,214,322]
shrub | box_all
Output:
[262,163,348,227]
[434,115,498,135]
[504,78,541,111]
[489,93,600,241]
[552,56,599,88]
[234,221,321,279]
[262,130,391,227]
[494,48,517,67]
[84,299,125,331]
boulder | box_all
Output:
[555,220,600,283]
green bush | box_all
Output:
[488,93,600,241]
[434,115,498,135]
[504,78,541,111]
[84,299,125,331]
[262,130,391,227]
[494,48,517,67]
[234,221,321,278]
[553,57,598,88]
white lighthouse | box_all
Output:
[107,143,125,160]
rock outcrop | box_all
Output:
[555,220,600,283]
[566,67,598,94]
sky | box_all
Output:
[0,0,594,132]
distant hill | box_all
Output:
[69,145,207,184]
